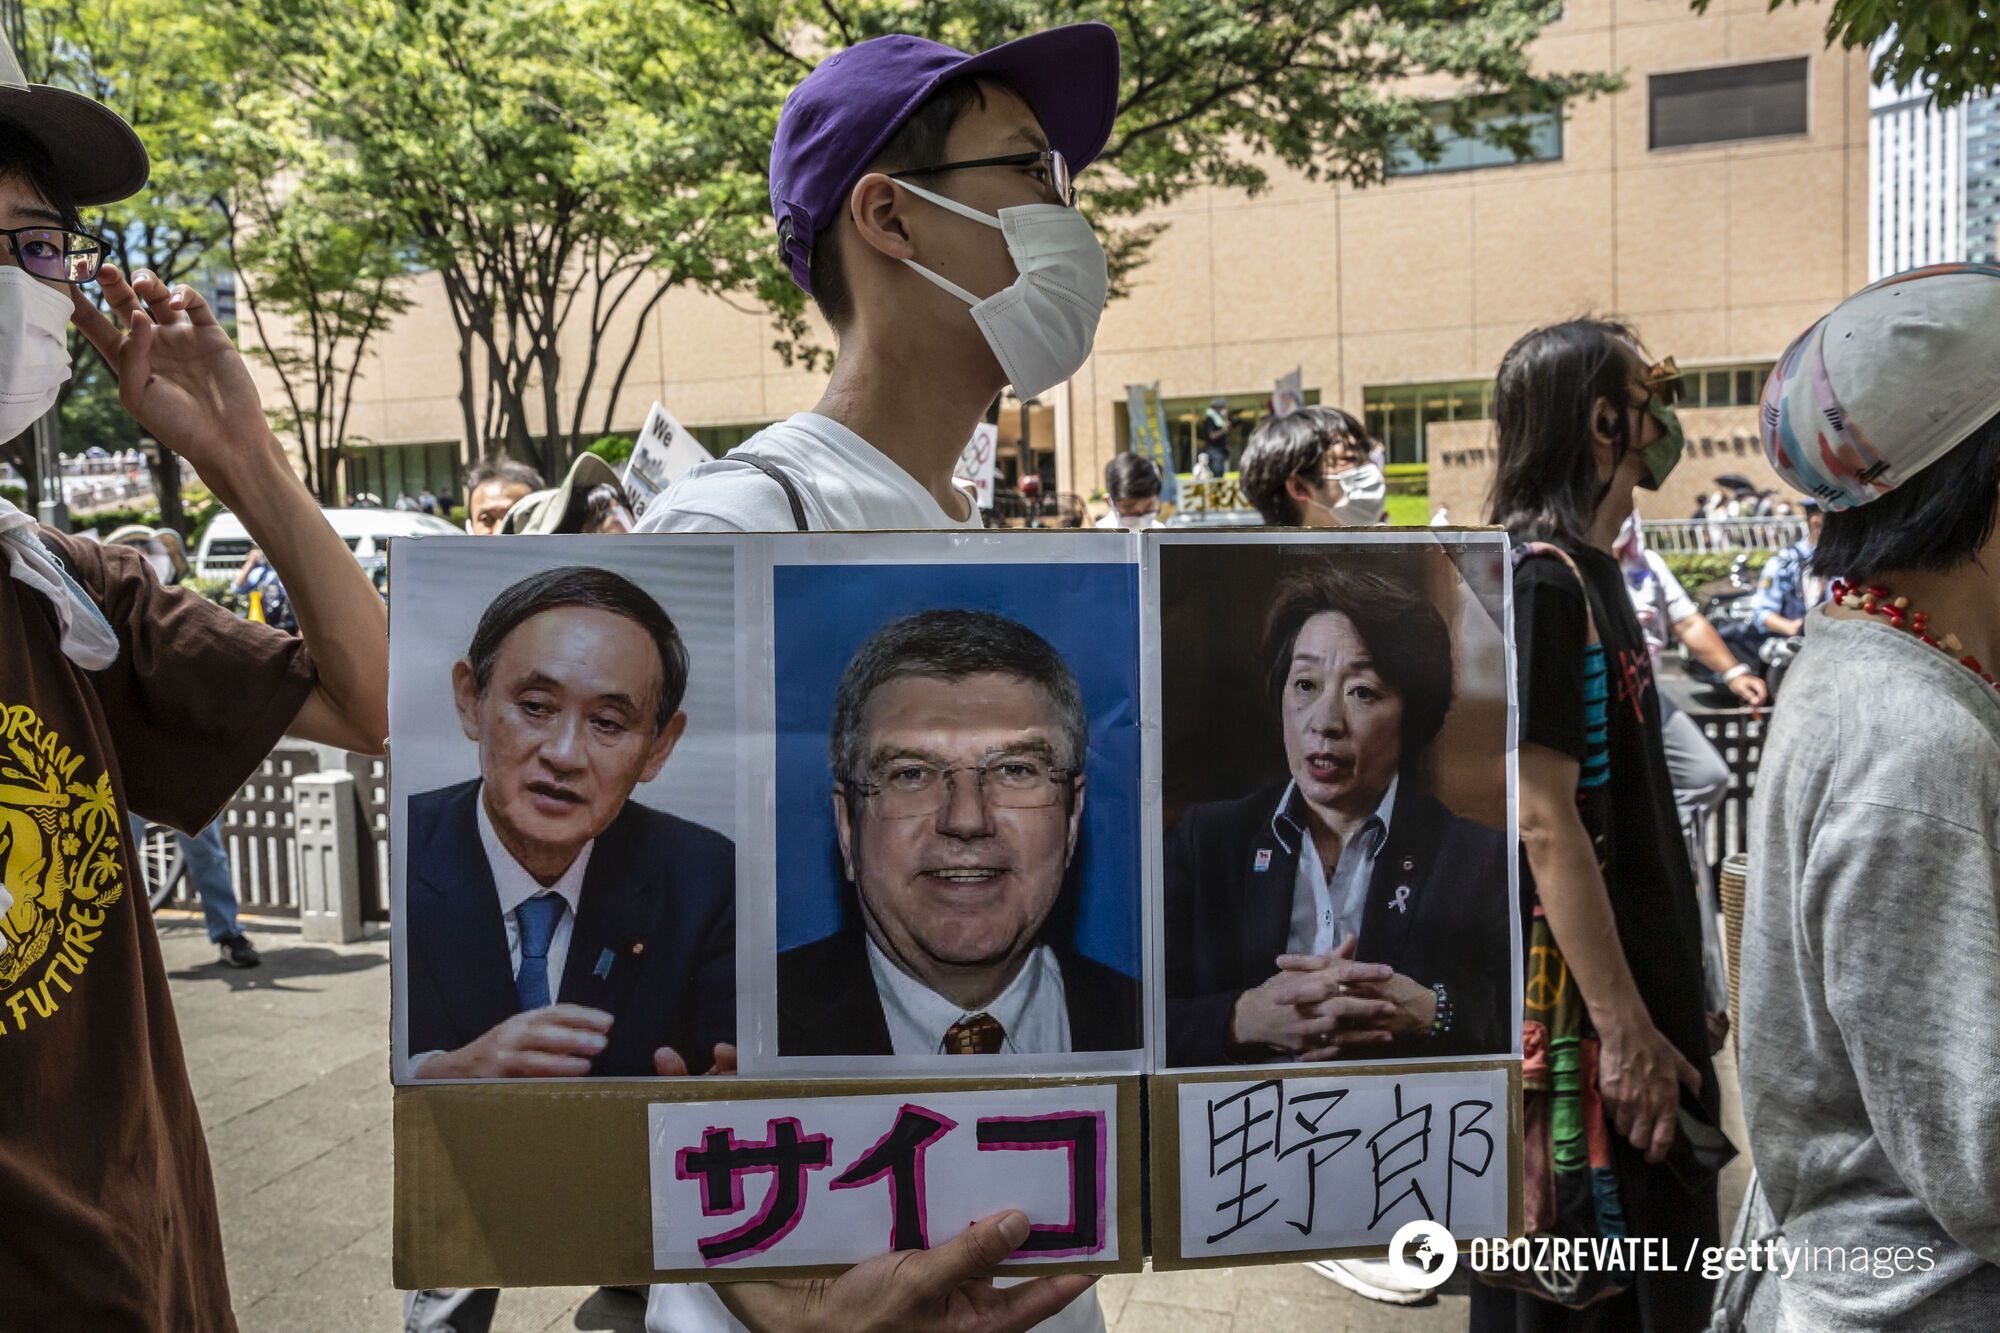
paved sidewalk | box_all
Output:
[164,916,1747,1332]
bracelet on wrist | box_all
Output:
[1429,982,1452,1039]
[1721,663,1752,683]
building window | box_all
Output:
[1362,380,1491,465]
[1387,101,1564,177]
[1649,58,1810,151]
[341,441,463,507]
[1671,361,1776,410]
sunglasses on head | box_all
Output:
[1643,356,1684,407]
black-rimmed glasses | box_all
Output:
[891,149,1076,207]
[0,225,112,285]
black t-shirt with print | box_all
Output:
[1512,544,1715,1100]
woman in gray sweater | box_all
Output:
[1728,264,2000,1331]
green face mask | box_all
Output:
[1636,396,1685,491]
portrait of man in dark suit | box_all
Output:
[404,565,734,1080]
[778,609,1139,1059]
[1165,559,1511,1068]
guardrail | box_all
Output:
[1642,517,1806,554]
[148,745,387,929]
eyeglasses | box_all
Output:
[890,149,1076,207]
[846,752,1078,820]
[1643,356,1684,407]
[0,225,112,285]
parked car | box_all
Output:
[194,506,461,581]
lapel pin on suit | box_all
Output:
[1391,855,1417,913]
[1253,849,1272,873]
[594,936,646,981]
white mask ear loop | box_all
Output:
[894,178,1005,306]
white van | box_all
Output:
[194,507,461,580]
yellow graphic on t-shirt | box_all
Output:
[0,703,122,1033]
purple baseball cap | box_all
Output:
[769,24,1121,294]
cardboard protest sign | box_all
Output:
[1139,529,1521,1266]
[742,531,1144,1077]
[1273,368,1304,416]
[389,537,742,1086]
[1152,1063,1520,1268]
[624,401,712,510]
[387,527,1518,1286]
[388,533,1146,1286]
[1124,382,1179,503]
[395,1076,1143,1288]
[954,422,1000,509]
[650,1083,1124,1270]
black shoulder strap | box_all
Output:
[1512,540,1600,647]
[726,451,810,531]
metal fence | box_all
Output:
[149,746,390,921]
[1642,517,1806,554]
[147,713,1769,923]
[1695,708,1766,881]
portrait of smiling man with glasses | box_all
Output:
[776,608,1141,1061]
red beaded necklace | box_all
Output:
[1828,578,2000,691]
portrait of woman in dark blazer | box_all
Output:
[1164,560,1511,1068]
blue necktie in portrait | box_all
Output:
[514,894,567,1012]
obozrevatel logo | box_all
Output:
[1387,1219,1458,1290]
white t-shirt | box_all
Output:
[635,413,985,533]
[642,410,1101,1333]
[1623,548,1699,663]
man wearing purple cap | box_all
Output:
[1720,264,2000,1331]
[635,24,1119,535]
[642,30,1124,1333]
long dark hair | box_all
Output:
[1486,318,1641,546]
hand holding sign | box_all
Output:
[715,1211,1098,1333]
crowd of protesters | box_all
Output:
[3,16,1995,1333]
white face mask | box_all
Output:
[0,267,75,441]
[147,553,174,583]
[1328,463,1387,526]
[896,179,1108,401]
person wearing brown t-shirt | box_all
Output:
[1,56,388,1331]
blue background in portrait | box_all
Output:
[774,562,1141,978]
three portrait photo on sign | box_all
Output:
[387,530,1517,1085]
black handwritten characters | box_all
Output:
[1176,1069,1508,1260]
[649,1087,1120,1272]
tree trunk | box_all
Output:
[149,444,187,535]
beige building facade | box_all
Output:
[263,0,1868,514]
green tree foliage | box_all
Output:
[727,0,1616,351]
[214,93,411,501]
[225,0,781,478]
[33,0,1612,484]
[1692,1,1999,108]
[22,0,410,508]
[21,0,234,525]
